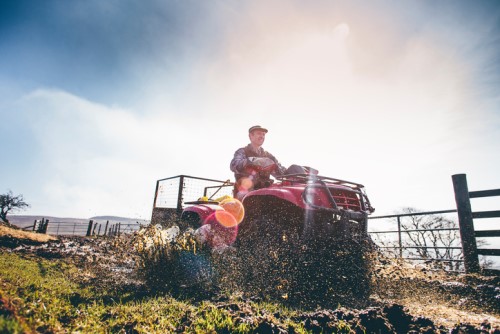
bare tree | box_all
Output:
[0,190,30,225]
[398,207,463,271]
[372,207,492,271]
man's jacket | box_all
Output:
[230,144,286,182]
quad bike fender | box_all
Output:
[243,186,306,209]
[182,204,224,223]
[243,184,360,212]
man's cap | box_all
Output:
[249,125,268,133]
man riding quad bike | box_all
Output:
[175,157,375,306]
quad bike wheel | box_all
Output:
[236,212,302,299]
[236,197,373,307]
[293,229,373,308]
[235,197,304,299]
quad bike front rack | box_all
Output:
[276,173,375,216]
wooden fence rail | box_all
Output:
[452,173,500,274]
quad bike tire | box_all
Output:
[236,212,302,299]
[293,230,373,308]
[236,197,373,307]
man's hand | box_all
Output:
[246,157,276,173]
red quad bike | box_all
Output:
[158,158,375,306]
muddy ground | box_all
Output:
[1,225,499,333]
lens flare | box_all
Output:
[203,212,238,247]
[236,177,254,200]
[219,197,245,225]
[238,177,253,191]
[215,210,238,228]
[198,197,245,247]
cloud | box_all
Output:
[10,89,204,218]
[9,87,283,218]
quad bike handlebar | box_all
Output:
[245,157,277,173]
[244,157,277,187]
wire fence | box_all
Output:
[154,175,234,210]
[23,218,144,237]
[368,209,465,272]
[151,175,234,225]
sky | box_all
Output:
[1,0,499,221]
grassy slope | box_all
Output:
[0,252,311,333]
[0,225,57,244]
[0,226,298,333]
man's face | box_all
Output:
[249,130,266,147]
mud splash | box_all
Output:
[132,224,499,330]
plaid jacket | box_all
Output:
[230,144,286,181]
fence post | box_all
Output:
[397,216,403,258]
[42,219,49,234]
[86,220,94,237]
[36,218,45,233]
[32,220,37,231]
[452,174,480,273]
[92,222,98,236]
[104,220,109,236]
[177,175,185,214]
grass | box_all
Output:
[0,225,57,244]
[0,252,319,333]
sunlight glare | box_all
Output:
[219,197,245,225]
[203,212,238,247]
